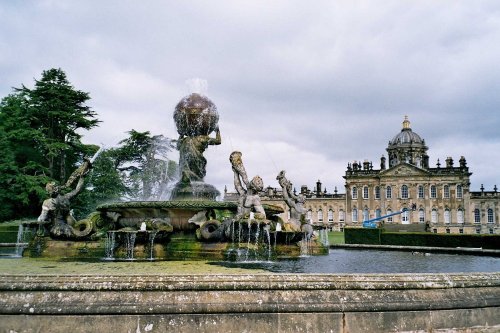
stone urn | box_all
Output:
[174,93,219,136]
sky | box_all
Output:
[1,1,500,195]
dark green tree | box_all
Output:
[115,130,177,200]
[0,93,49,220]
[0,68,99,221]
[16,68,99,183]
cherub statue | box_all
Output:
[277,170,312,237]
[38,159,92,238]
[230,151,266,221]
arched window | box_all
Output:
[444,209,451,224]
[456,185,463,199]
[339,210,345,222]
[419,208,425,223]
[457,209,464,224]
[352,208,358,222]
[386,186,392,199]
[363,208,369,221]
[444,185,450,199]
[430,185,437,199]
[376,209,381,218]
[307,209,312,222]
[387,209,393,222]
[402,209,409,223]
[488,208,494,224]
[418,185,424,199]
[401,185,409,199]
[431,209,438,223]
[374,186,380,199]
[474,209,481,224]
[352,187,358,199]
[328,209,334,222]
[317,209,323,222]
[363,186,369,199]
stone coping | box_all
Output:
[1,272,499,291]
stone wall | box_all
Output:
[1,273,499,332]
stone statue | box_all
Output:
[171,92,221,200]
[230,151,266,221]
[38,159,91,238]
[277,170,313,237]
[177,126,221,182]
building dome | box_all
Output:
[388,116,425,147]
[386,116,429,169]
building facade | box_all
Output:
[225,117,499,234]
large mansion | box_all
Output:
[224,117,499,234]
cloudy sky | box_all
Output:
[1,1,500,195]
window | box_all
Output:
[474,209,481,224]
[489,228,494,234]
[376,209,381,218]
[318,209,323,222]
[488,208,494,224]
[419,208,425,223]
[476,228,481,234]
[386,186,392,199]
[418,185,424,199]
[363,208,369,221]
[433,228,437,233]
[328,209,334,222]
[339,210,345,222]
[362,186,369,199]
[444,209,451,224]
[401,185,409,199]
[444,185,450,199]
[456,185,463,199]
[375,186,380,199]
[352,208,358,222]
[307,209,312,222]
[430,185,437,199]
[431,209,438,223]
[446,228,450,234]
[352,187,358,199]
[387,209,393,222]
[457,209,464,224]
[402,209,409,223]
[459,229,464,234]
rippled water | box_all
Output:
[212,249,500,273]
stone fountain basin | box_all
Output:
[96,200,284,231]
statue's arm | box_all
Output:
[208,127,221,145]
[65,177,86,199]
[233,169,245,195]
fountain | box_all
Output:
[21,90,327,261]
[2,87,498,332]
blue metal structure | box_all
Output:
[362,209,407,229]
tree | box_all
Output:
[0,93,49,220]
[16,68,99,183]
[0,68,99,221]
[115,130,177,200]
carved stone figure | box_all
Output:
[38,159,91,238]
[230,151,266,220]
[171,93,221,200]
[277,170,312,236]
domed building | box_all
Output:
[254,116,499,235]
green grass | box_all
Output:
[328,231,345,245]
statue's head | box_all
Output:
[45,181,60,197]
[229,151,242,166]
[248,175,264,192]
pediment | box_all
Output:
[379,163,430,177]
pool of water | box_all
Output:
[211,249,500,273]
